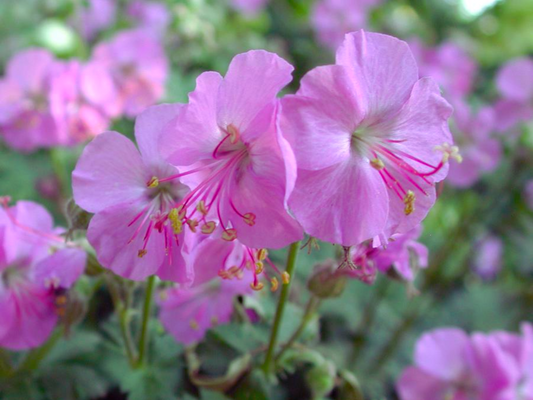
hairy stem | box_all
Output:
[136,275,156,368]
[275,295,321,362]
[262,241,300,375]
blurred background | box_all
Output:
[0,0,532,399]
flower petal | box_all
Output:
[396,366,449,400]
[496,57,533,102]
[32,248,87,290]
[72,131,147,213]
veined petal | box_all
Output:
[73,131,147,213]
[32,248,86,290]
[289,158,388,246]
[336,30,419,121]
[217,50,293,136]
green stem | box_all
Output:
[275,295,320,362]
[19,329,62,372]
[262,241,300,375]
[49,148,68,199]
[136,275,156,368]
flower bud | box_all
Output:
[307,260,348,299]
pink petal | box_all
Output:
[160,72,223,166]
[32,248,86,290]
[0,283,57,350]
[289,158,388,246]
[217,50,293,137]
[280,65,363,171]
[135,103,184,166]
[396,366,449,400]
[496,58,533,102]
[414,328,470,381]
[336,30,419,120]
[6,49,56,93]
[80,61,118,114]
[72,131,148,213]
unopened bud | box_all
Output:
[308,260,348,299]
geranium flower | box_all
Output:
[158,50,303,249]
[280,30,455,247]
[0,200,85,350]
[92,29,168,117]
[72,104,192,283]
[447,99,501,188]
[0,49,60,152]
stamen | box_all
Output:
[222,228,237,241]
[255,261,264,274]
[168,208,183,234]
[270,277,279,292]
[370,158,385,170]
[257,249,267,261]
[281,272,290,285]
[201,221,216,234]
[226,124,240,144]
[187,219,199,232]
[147,176,159,188]
[197,200,208,216]
[243,213,256,226]
[250,281,264,291]
[138,249,147,258]
[403,190,415,215]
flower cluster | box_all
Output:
[397,325,533,400]
[0,199,86,350]
[71,30,455,345]
[0,28,167,152]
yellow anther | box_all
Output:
[403,190,415,216]
[270,277,279,292]
[138,249,147,258]
[257,248,267,261]
[222,228,237,241]
[281,272,290,285]
[435,143,463,164]
[227,124,240,144]
[201,221,216,234]
[219,269,231,279]
[370,158,385,170]
[255,261,264,274]
[250,281,264,291]
[187,219,199,233]
[196,200,208,216]
[56,295,67,306]
[190,319,199,330]
[243,213,256,226]
[147,176,159,188]
[211,316,219,326]
[168,208,183,234]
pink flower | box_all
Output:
[229,0,269,16]
[0,200,85,350]
[311,0,382,49]
[77,0,116,40]
[72,104,193,283]
[49,60,116,145]
[492,98,533,134]
[397,328,520,400]
[447,99,501,188]
[92,29,168,118]
[472,235,503,281]
[127,1,170,38]
[158,235,252,345]
[494,58,533,132]
[158,50,303,249]
[280,31,455,247]
[409,39,478,98]
[339,224,428,284]
[0,49,60,152]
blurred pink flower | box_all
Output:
[447,99,501,188]
[397,328,521,400]
[159,50,303,249]
[127,1,170,38]
[0,49,60,152]
[409,39,478,98]
[77,0,116,40]
[49,60,117,145]
[0,200,85,350]
[311,0,382,49]
[280,31,454,247]
[72,104,193,283]
[339,224,428,284]
[494,58,533,133]
[229,0,269,16]
[158,235,252,345]
[92,29,168,118]
[472,235,503,281]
